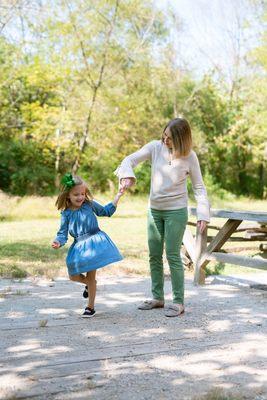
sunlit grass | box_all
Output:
[0,193,266,278]
[1,191,147,221]
[0,214,149,279]
[2,190,266,222]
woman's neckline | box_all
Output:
[162,142,193,159]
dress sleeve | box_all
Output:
[189,152,210,222]
[91,201,116,217]
[114,141,155,181]
[54,211,69,246]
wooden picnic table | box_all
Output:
[183,208,267,285]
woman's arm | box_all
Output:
[114,141,155,185]
[189,152,210,224]
[52,212,69,247]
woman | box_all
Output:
[115,117,210,317]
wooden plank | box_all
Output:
[187,221,221,231]
[221,246,262,253]
[0,319,86,331]
[244,232,267,240]
[189,207,267,223]
[205,219,242,254]
[246,227,267,233]
[199,219,242,267]
[1,334,250,400]
[224,236,267,242]
[194,225,207,285]
[187,222,266,234]
[207,236,267,242]
[182,227,196,263]
[205,252,267,270]
[1,338,238,381]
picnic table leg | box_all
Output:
[193,219,242,285]
[183,226,196,264]
[194,225,207,285]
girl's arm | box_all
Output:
[114,141,155,183]
[189,152,210,223]
[112,188,126,206]
[52,211,69,247]
[91,200,118,217]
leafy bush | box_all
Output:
[0,140,55,195]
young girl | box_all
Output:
[52,173,124,318]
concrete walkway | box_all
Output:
[0,274,266,400]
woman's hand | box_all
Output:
[120,177,135,190]
[197,220,207,234]
[52,241,60,249]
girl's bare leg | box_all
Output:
[86,270,96,309]
[69,273,87,284]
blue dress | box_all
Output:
[54,200,123,276]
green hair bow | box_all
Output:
[61,173,75,189]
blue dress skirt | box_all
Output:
[54,201,123,276]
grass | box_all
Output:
[0,189,266,221]
[193,388,246,400]
[38,319,48,328]
[0,193,266,279]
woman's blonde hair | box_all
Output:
[55,175,93,211]
[162,117,192,157]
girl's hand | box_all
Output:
[52,241,60,249]
[197,220,207,234]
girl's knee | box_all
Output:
[69,274,79,281]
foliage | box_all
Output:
[0,139,56,195]
[0,1,266,198]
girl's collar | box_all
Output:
[68,201,87,211]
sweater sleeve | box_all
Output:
[189,152,210,222]
[114,141,155,181]
[54,211,69,246]
[91,201,116,217]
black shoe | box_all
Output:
[81,307,96,318]
[83,285,88,298]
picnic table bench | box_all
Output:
[183,208,267,285]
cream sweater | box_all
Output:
[115,140,210,222]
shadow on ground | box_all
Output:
[0,274,266,400]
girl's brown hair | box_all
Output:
[55,175,93,211]
[162,117,192,157]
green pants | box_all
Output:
[147,207,188,304]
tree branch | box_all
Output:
[71,0,120,173]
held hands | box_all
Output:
[114,178,135,206]
[119,177,135,192]
[197,220,207,234]
[52,241,60,249]
[113,177,135,206]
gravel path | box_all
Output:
[0,274,266,400]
